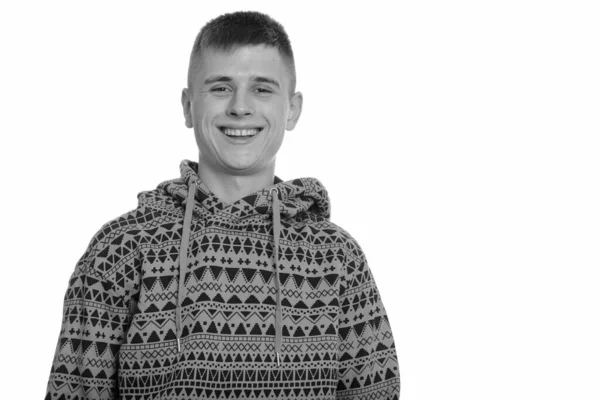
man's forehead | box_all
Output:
[198,44,284,66]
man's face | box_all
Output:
[182,45,302,175]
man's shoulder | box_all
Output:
[90,206,157,247]
[305,218,366,261]
[81,184,181,263]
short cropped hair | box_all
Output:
[187,11,296,96]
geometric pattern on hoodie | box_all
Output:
[45,159,400,400]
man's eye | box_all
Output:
[211,87,230,93]
[255,88,272,94]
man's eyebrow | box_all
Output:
[203,74,281,88]
[204,75,232,85]
[251,75,280,88]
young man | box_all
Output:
[45,11,400,400]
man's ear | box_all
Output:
[286,91,303,131]
[181,88,193,128]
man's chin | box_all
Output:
[217,156,262,173]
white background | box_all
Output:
[1,1,599,399]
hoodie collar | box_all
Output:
[160,160,331,221]
[161,160,331,367]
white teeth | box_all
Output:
[222,128,261,137]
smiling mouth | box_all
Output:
[219,127,263,137]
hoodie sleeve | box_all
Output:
[45,222,138,400]
[336,237,401,400]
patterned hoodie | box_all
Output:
[46,160,400,400]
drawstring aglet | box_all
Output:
[276,352,281,366]
[177,338,181,353]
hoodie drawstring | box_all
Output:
[176,180,197,353]
[269,187,283,367]
[174,181,283,368]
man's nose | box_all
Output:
[226,90,254,117]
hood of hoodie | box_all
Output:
[156,159,331,221]
[141,159,331,366]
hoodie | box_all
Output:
[45,160,400,400]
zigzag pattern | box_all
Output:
[45,160,400,399]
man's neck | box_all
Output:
[196,157,276,206]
